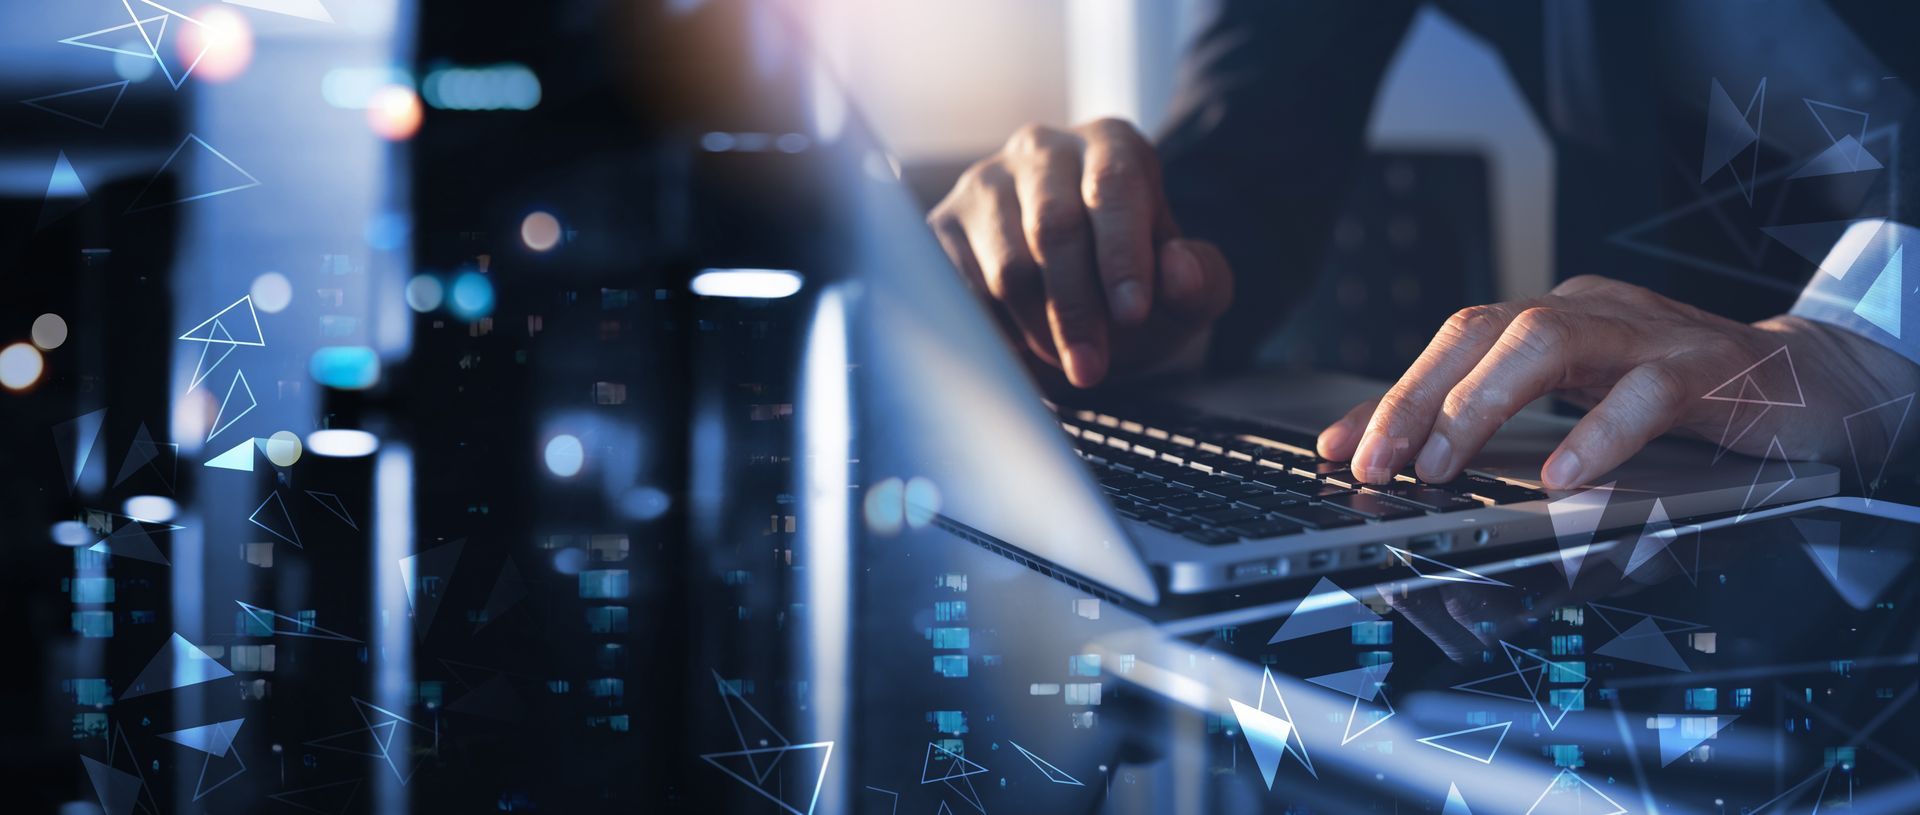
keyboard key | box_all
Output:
[1202,482,1267,501]
[1159,496,1230,512]
[1124,484,1183,501]
[1267,504,1370,530]
[1457,474,1549,504]
[1236,494,1308,513]
[1226,520,1304,540]
[1182,528,1241,545]
[1191,507,1265,527]
[1360,483,1484,512]
[1318,491,1426,520]
[1150,517,1199,534]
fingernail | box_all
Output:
[1543,450,1583,489]
[1110,280,1147,323]
[1066,342,1106,387]
[1415,434,1453,480]
[1356,436,1403,482]
[1318,423,1355,458]
[1163,242,1199,297]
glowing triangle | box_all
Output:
[204,437,256,471]
[1267,577,1382,644]
[1623,498,1676,575]
[1386,545,1511,587]
[1009,741,1083,785]
[40,150,89,227]
[21,80,129,129]
[1736,436,1797,521]
[1843,393,1915,502]
[179,295,266,346]
[1654,714,1735,766]
[188,320,239,391]
[919,742,987,783]
[207,370,257,442]
[60,13,169,58]
[1523,769,1625,815]
[55,408,108,491]
[1546,482,1613,586]
[1339,685,1395,746]
[1790,134,1883,178]
[1854,244,1903,339]
[1502,642,1587,730]
[248,491,301,547]
[1415,721,1511,764]
[123,633,234,698]
[1762,219,1881,280]
[1701,347,1806,407]
[128,134,262,213]
[88,520,170,565]
[1443,783,1474,815]
[159,717,245,757]
[1594,616,1690,672]
[1229,699,1295,790]
[125,0,211,91]
[1304,662,1392,701]
[1700,78,1760,183]
[81,755,142,815]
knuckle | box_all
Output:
[1440,305,1505,345]
[1504,307,1570,358]
[1051,301,1102,340]
[1551,274,1610,295]
[983,256,1041,300]
[1082,159,1144,208]
[1007,123,1067,156]
[1027,199,1090,248]
[1623,363,1685,412]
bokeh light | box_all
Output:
[449,272,494,319]
[251,272,292,313]
[552,547,587,575]
[264,431,303,467]
[366,84,423,141]
[544,434,584,477]
[31,314,68,350]
[619,486,672,521]
[520,211,562,252]
[307,429,380,457]
[51,521,91,547]
[114,47,156,82]
[179,6,253,84]
[123,495,179,523]
[405,275,444,312]
[904,476,941,528]
[862,477,905,535]
[0,343,45,391]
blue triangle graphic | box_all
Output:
[1701,78,1759,183]
[204,438,255,471]
[1228,699,1294,790]
[43,150,89,228]
[160,717,245,757]
[1655,714,1735,766]
[81,755,142,815]
[1303,662,1391,701]
[124,633,234,698]
[1267,577,1381,644]
[1791,134,1883,179]
[1855,245,1903,339]
[1594,617,1690,672]
[1442,783,1474,815]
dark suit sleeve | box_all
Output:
[1156,0,1421,373]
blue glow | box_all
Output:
[421,64,541,111]
[691,268,803,299]
[449,272,494,319]
[544,434,584,477]
[365,211,410,251]
[618,486,671,521]
[405,275,444,312]
[321,67,416,109]
[51,521,91,546]
[309,346,381,389]
[553,548,587,575]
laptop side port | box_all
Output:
[1409,533,1452,554]
[1354,543,1383,564]
[1308,549,1335,570]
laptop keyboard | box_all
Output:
[1056,406,1547,547]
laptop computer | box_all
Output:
[830,86,1836,620]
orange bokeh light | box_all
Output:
[366,85,424,141]
[178,6,254,84]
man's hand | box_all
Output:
[927,119,1233,387]
[1316,275,1919,489]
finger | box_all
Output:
[1157,239,1233,321]
[1352,303,1527,483]
[929,213,987,295]
[963,164,1056,366]
[1014,136,1108,387]
[1540,362,1688,489]
[1317,397,1380,461]
[1424,307,1635,483]
[1078,119,1159,326]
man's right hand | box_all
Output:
[927,118,1234,388]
